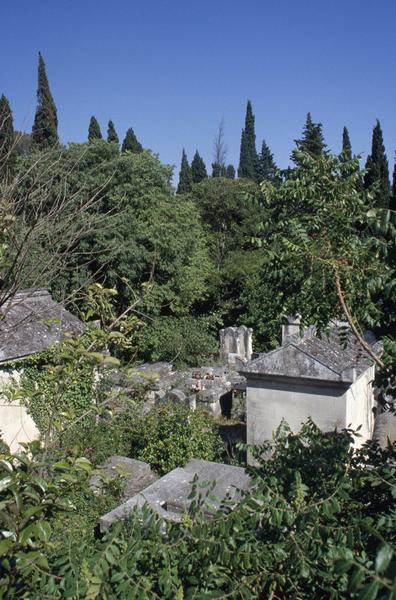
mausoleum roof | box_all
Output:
[241,323,379,384]
[0,288,84,363]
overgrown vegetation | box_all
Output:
[1,423,396,598]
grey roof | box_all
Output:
[241,324,379,384]
[0,289,85,363]
[100,459,251,530]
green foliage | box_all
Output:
[0,94,15,180]
[3,423,396,598]
[177,148,193,194]
[364,120,390,209]
[190,150,207,183]
[121,127,143,153]
[58,405,140,467]
[0,442,93,596]
[257,139,280,183]
[293,112,326,162]
[255,151,395,331]
[128,402,226,474]
[31,52,58,148]
[88,115,102,141]
[17,348,94,434]
[341,125,352,161]
[211,161,226,177]
[226,164,235,179]
[135,315,219,368]
[107,119,119,144]
[238,100,258,180]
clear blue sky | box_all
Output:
[1,0,396,181]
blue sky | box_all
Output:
[1,0,396,180]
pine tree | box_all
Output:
[121,127,143,153]
[107,120,119,144]
[257,140,278,182]
[238,100,258,179]
[88,116,102,142]
[0,94,16,180]
[32,52,58,148]
[364,120,390,208]
[226,164,235,179]
[293,112,326,159]
[191,150,207,183]
[177,149,193,194]
[341,126,352,161]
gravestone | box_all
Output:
[220,326,253,364]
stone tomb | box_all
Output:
[220,326,253,366]
[100,459,251,530]
[241,318,379,461]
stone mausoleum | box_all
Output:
[241,317,379,456]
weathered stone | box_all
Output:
[166,388,187,403]
[89,455,153,500]
[100,459,251,530]
[219,326,253,364]
[241,321,378,460]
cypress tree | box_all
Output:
[177,149,193,194]
[238,100,258,179]
[364,120,390,208]
[391,158,396,212]
[0,94,16,180]
[191,150,207,183]
[226,164,235,179]
[341,126,352,161]
[88,116,102,142]
[294,112,326,159]
[257,140,278,182]
[32,52,58,148]
[121,127,143,153]
[107,120,119,144]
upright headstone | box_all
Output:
[220,326,253,364]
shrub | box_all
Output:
[128,402,226,474]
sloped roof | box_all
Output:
[241,324,378,384]
[0,289,84,363]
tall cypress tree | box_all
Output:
[32,52,58,148]
[257,140,278,182]
[121,127,143,153]
[341,126,352,161]
[88,116,102,142]
[191,150,207,183]
[0,94,16,180]
[177,149,193,194]
[238,100,258,179]
[107,120,119,144]
[364,120,390,208]
[293,112,326,160]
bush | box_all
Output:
[128,402,226,474]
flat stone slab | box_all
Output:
[90,455,153,498]
[100,459,251,531]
